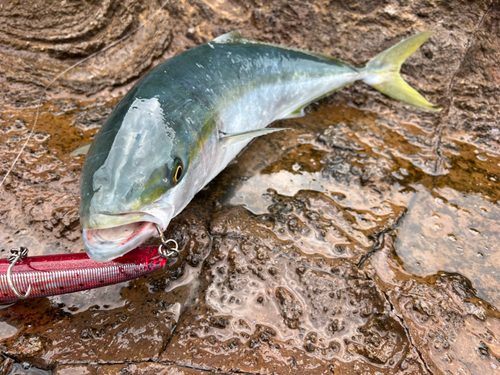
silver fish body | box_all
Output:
[79,31,439,261]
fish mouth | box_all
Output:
[82,214,167,262]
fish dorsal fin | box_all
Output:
[212,31,245,44]
[220,128,288,148]
[212,31,349,66]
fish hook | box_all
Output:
[154,224,180,260]
[7,247,32,299]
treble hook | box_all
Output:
[7,247,32,299]
[154,224,180,260]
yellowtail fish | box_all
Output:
[79,31,440,261]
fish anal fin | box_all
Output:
[220,128,289,147]
[281,106,306,119]
[281,82,356,121]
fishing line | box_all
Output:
[0,0,170,188]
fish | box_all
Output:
[79,30,440,262]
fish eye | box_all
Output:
[172,159,184,184]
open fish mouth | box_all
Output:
[83,217,162,262]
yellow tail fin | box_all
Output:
[362,31,442,111]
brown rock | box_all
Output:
[0,1,499,374]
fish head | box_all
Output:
[79,96,190,262]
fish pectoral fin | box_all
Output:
[220,128,289,147]
[70,143,92,157]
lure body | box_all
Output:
[79,31,440,262]
[0,247,166,304]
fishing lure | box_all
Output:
[0,243,173,304]
[79,30,441,262]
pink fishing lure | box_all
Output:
[0,247,167,304]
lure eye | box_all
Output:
[172,159,184,184]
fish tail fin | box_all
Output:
[361,31,441,111]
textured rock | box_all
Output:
[0,1,499,374]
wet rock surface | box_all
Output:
[1,0,500,374]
